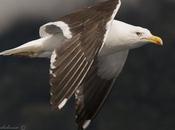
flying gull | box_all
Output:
[0,0,163,129]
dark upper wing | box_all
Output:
[40,0,121,39]
[49,0,121,110]
[75,50,128,129]
[75,60,113,130]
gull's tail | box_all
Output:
[0,38,46,57]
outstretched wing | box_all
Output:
[75,50,128,129]
[49,0,121,110]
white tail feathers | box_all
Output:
[0,37,46,57]
[0,46,31,56]
[0,35,63,58]
[0,48,19,56]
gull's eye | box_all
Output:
[136,32,143,37]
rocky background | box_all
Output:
[0,0,174,130]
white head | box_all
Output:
[124,23,163,48]
[106,20,163,52]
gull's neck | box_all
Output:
[99,20,142,56]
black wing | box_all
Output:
[75,60,114,130]
[75,50,128,129]
[49,0,121,110]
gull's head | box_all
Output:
[110,21,163,50]
[130,26,163,47]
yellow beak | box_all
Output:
[144,35,163,46]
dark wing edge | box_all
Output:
[75,61,115,130]
[75,50,129,130]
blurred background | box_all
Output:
[0,0,174,130]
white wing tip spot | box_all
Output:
[50,92,53,96]
[50,50,57,69]
[83,120,91,129]
[58,98,68,109]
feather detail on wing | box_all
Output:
[75,60,113,130]
[49,0,120,110]
[49,20,106,110]
[50,34,94,110]
[75,50,129,129]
